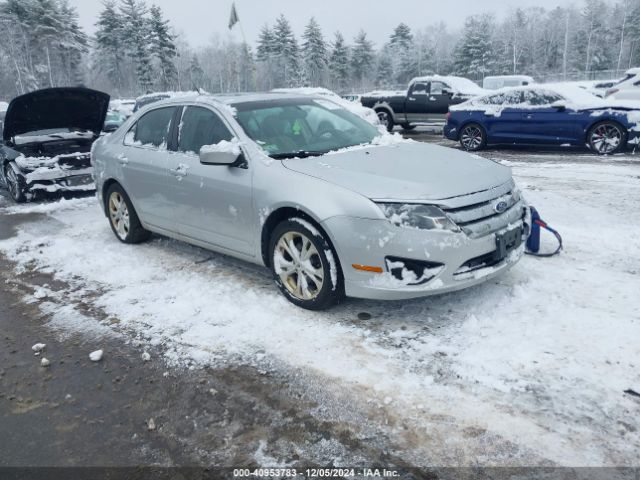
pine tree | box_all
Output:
[256,24,276,61]
[453,14,497,79]
[58,0,88,85]
[120,0,153,92]
[148,5,177,90]
[389,23,418,85]
[328,31,350,92]
[301,17,327,86]
[95,0,125,91]
[272,14,301,87]
[375,46,394,88]
[351,30,374,89]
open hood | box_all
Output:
[3,87,110,141]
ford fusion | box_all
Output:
[1,87,110,202]
[92,93,527,310]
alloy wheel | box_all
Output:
[108,191,130,240]
[273,231,325,301]
[460,125,484,150]
[590,124,622,154]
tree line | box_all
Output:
[0,0,639,100]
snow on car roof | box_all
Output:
[410,75,485,95]
[453,83,640,110]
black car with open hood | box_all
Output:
[1,87,110,203]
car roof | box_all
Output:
[141,92,321,111]
[625,67,640,75]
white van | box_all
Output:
[483,75,535,90]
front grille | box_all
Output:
[442,189,525,239]
[57,152,91,169]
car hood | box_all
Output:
[3,87,110,141]
[282,142,512,201]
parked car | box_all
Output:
[483,75,534,90]
[110,99,136,118]
[444,84,640,154]
[361,75,486,131]
[605,67,640,100]
[92,93,527,310]
[0,87,110,202]
[103,110,127,133]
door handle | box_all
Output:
[117,154,129,165]
[429,96,437,101]
[408,97,416,101]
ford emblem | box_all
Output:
[494,201,509,213]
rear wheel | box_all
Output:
[376,109,394,132]
[106,184,151,244]
[459,123,487,151]
[588,121,627,155]
[3,162,27,203]
[269,218,343,310]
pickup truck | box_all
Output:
[360,75,485,131]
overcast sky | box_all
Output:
[69,0,572,47]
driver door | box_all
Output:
[165,105,254,256]
[405,82,429,123]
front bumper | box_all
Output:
[443,124,458,141]
[323,214,525,301]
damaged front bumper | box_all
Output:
[15,152,95,195]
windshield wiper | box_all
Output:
[270,150,329,159]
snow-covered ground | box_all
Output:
[0,158,639,466]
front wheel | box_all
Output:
[459,123,487,151]
[588,121,627,155]
[106,184,151,244]
[376,110,394,132]
[269,218,343,310]
[3,162,27,203]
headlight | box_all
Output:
[377,203,459,232]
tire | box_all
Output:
[459,123,487,151]
[587,121,627,155]
[376,109,394,132]
[401,124,416,131]
[105,183,151,244]
[3,162,27,203]
[269,218,343,310]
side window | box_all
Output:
[178,106,233,154]
[484,90,524,105]
[523,90,563,106]
[411,83,428,95]
[124,107,175,149]
[430,81,448,95]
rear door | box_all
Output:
[519,90,579,144]
[120,106,177,230]
[166,105,254,256]
[405,82,429,123]
[425,80,451,121]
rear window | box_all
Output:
[124,107,175,149]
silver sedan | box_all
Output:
[92,93,527,310]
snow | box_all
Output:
[271,87,379,126]
[40,358,50,367]
[32,343,46,353]
[141,351,151,362]
[200,138,241,156]
[89,350,104,362]
[1,159,639,464]
[411,75,486,96]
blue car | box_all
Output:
[444,85,640,154]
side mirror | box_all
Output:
[199,139,244,167]
[551,101,566,111]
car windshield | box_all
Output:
[233,98,380,158]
